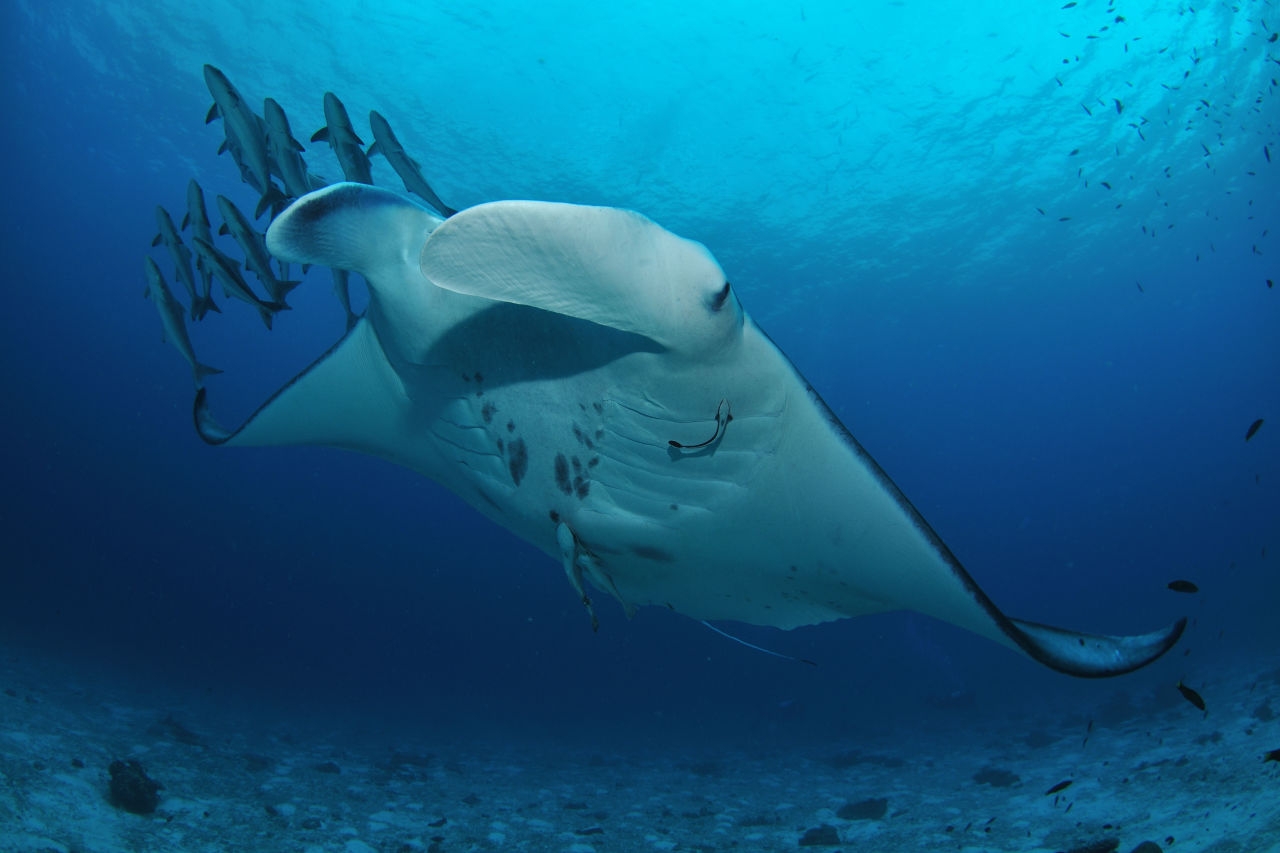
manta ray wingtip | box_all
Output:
[1007,614,1187,678]
[192,387,232,445]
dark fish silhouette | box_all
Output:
[367,110,457,216]
[312,92,374,184]
[1177,681,1206,712]
[203,65,287,218]
[1167,580,1198,593]
[1247,419,1264,441]
[1045,780,1073,795]
[1265,748,1280,763]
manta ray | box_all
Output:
[195,182,1185,677]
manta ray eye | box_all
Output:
[709,281,732,311]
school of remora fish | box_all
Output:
[143,65,454,384]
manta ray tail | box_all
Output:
[701,621,817,667]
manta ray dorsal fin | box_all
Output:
[419,200,743,355]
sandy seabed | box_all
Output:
[2,646,1277,853]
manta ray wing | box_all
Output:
[195,183,1184,678]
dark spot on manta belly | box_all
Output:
[630,544,675,562]
[481,401,497,423]
[554,453,573,495]
[556,453,591,499]
[507,438,528,486]
[549,509,560,523]
[507,420,515,433]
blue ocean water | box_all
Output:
[1,0,1278,846]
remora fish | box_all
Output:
[191,236,288,331]
[203,64,287,218]
[263,97,324,200]
[180,179,221,319]
[143,257,221,387]
[191,182,1188,678]
[215,194,301,306]
[311,92,373,184]
[152,205,202,320]
[367,110,456,216]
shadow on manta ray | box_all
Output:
[193,183,1185,678]
[166,72,1184,679]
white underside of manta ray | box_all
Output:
[194,182,1185,678]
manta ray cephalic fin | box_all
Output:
[419,200,744,355]
[266,183,444,291]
